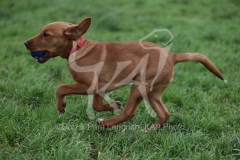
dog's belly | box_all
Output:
[97,68,137,92]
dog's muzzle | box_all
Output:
[24,41,48,61]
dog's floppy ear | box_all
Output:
[64,17,92,40]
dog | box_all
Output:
[24,17,226,130]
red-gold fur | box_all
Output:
[25,18,225,130]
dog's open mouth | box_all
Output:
[30,51,49,63]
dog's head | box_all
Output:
[24,17,91,63]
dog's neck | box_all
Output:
[66,37,85,59]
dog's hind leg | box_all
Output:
[145,86,170,131]
[92,94,122,112]
[97,84,143,127]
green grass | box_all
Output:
[0,0,240,159]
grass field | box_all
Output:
[0,0,240,159]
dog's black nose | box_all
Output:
[24,41,29,47]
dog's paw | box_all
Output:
[59,108,66,114]
[58,102,66,114]
[109,101,122,110]
[97,118,114,128]
[97,118,104,126]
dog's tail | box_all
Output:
[173,53,227,82]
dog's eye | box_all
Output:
[43,32,50,38]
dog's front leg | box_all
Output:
[56,83,89,113]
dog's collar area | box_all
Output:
[66,38,85,59]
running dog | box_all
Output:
[24,17,226,130]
